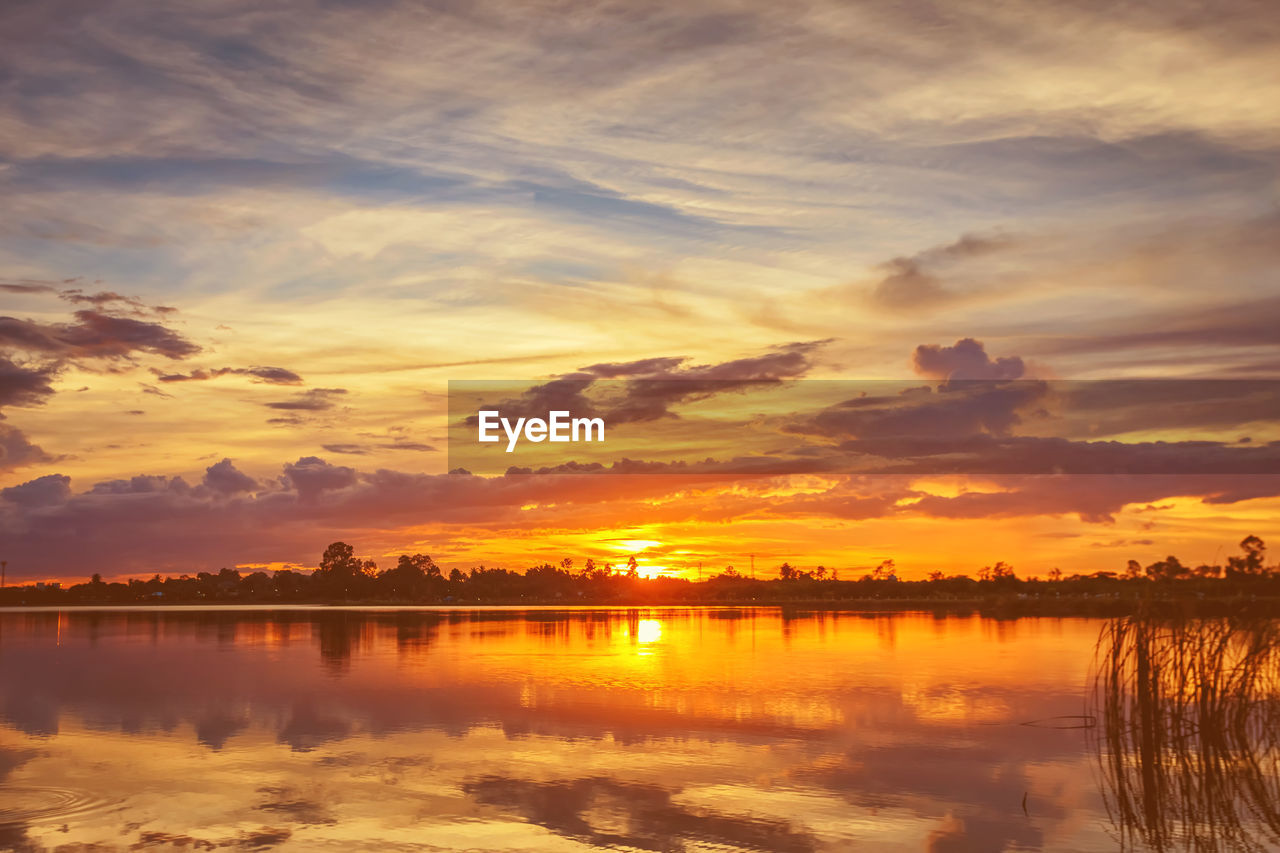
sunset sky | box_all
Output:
[2,0,1279,582]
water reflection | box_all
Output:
[0,607,1256,851]
[1090,617,1280,852]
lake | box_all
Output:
[0,608,1275,851]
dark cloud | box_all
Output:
[321,444,368,455]
[242,366,303,384]
[155,365,303,385]
[1,451,1276,578]
[62,290,136,306]
[788,381,1044,442]
[836,435,1280,476]
[0,355,58,407]
[783,373,1280,475]
[1053,379,1280,436]
[0,473,68,506]
[0,310,199,360]
[86,474,191,496]
[578,356,688,377]
[203,458,258,495]
[0,424,51,472]
[0,458,730,577]
[467,341,826,428]
[58,288,174,317]
[156,368,214,382]
[264,388,347,411]
[281,456,358,499]
[1035,293,1280,360]
[913,338,1025,381]
[386,441,436,452]
[0,281,58,294]
[322,440,438,455]
[906,474,1280,524]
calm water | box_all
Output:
[0,608,1273,852]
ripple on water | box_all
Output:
[0,785,115,826]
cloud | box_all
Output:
[788,382,1044,442]
[59,288,176,317]
[577,356,687,377]
[1035,293,1280,360]
[1,473,71,506]
[871,257,949,310]
[0,281,58,295]
[203,458,259,495]
[870,234,1014,310]
[468,341,827,428]
[0,355,58,408]
[155,365,304,385]
[319,441,435,455]
[782,365,1280,475]
[906,474,1280,524]
[264,388,348,411]
[913,338,1025,381]
[1,449,1276,578]
[0,427,53,473]
[0,311,199,360]
[281,456,358,499]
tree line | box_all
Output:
[1,536,1276,607]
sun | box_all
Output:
[616,539,663,553]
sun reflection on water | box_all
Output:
[636,619,662,645]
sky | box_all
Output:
[1,0,1279,582]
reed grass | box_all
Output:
[1090,617,1280,851]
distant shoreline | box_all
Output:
[3,595,1279,618]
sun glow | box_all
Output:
[636,619,662,644]
[615,539,663,553]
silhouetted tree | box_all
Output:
[870,559,895,581]
[1146,555,1190,581]
[382,553,437,598]
[314,541,376,598]
[1227,535,1267,578]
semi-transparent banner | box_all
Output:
[446,379,1280,476]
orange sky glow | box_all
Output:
[1,0,1278,584]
